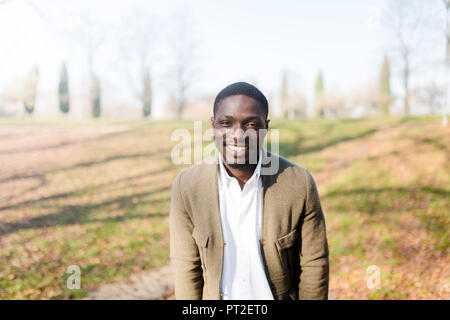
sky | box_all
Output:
[0,0,446,118]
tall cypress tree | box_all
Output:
[58,62,70,114]
[143,69,152,118]
[23,66,39,115]
[280,71,289,119]
[379,55,391,116]
[314,71,324,118]
[91,75,101,118]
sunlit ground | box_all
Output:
[0,116,448,299]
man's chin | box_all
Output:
[227,162,250,169]
[223,155,253,168]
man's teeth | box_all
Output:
[227,145,246,152]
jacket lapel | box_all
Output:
[202,156,224,247]
[260,149,276,246]
[204,149,276,246]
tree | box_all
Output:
[378,54,392,115]
[58,62,70,114]
[443,0,449,126]
[118,8,157,119]
[78,12,105,120]
[65,9,106,120]
[91,75,101,118]
[384,0,426,116]
[280,71,289,119]
[23,66,39,115]
[314,71,324,118]
[418,81,444,114]
[279,71,307,119]
[168,10,200,119]
[143,69,152,118]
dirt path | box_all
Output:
[86,266,174,300]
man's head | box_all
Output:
[211,82,270,168]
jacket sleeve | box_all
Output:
[169,170,204,299]
[298,169,330,300]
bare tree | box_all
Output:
[384,0,426,116]
[280,70,307,119]
[119,9,157,119]
[66,9,107,119]
[168,10,200,120]
[72,12,106,81]
[418,81,444,114]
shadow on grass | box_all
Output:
[0,147,173,184]
[323,186,449,215]
[0,125,138,156]
[412,136,449,155]
[0,165,175,211]
[0,186,171,236]
[275,127,379,159]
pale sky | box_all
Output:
[0,0,446,118]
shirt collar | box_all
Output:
[218,149,263,186]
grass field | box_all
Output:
[0,116,448,299]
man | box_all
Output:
[169,82,329,300]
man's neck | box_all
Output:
[221,155,259,190]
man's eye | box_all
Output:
[246,123,258,128]
[220,121,231,126]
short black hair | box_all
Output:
[213,82,268,118]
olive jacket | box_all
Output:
[169,150,329,300]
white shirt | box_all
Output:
[217,150,274,300]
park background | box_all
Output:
[0,0,448,299]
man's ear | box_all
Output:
[210,116,214,126]
[265,119,270,129]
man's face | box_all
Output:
[211,94,269,167]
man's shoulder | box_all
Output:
[171,155,217,191]
[263,153,319,205]
[266,152,312,184]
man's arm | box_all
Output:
[169,170,204,299]
[298,169,330,300]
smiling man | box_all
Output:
[169,82,329,300]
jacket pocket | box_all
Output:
[275,229,299,282]
[192,228,210,271]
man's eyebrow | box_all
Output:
[218,115,261,121]
[243,116,262,121]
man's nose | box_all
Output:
[229,126,246,142]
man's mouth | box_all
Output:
[225,144,248,152]
[223,143,249,158]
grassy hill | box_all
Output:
[0,116,448,299]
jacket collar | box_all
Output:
[217,149,263,187]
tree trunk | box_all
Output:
[444,1,449,126]
[404,54,410,116]
[177,100,184,120]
